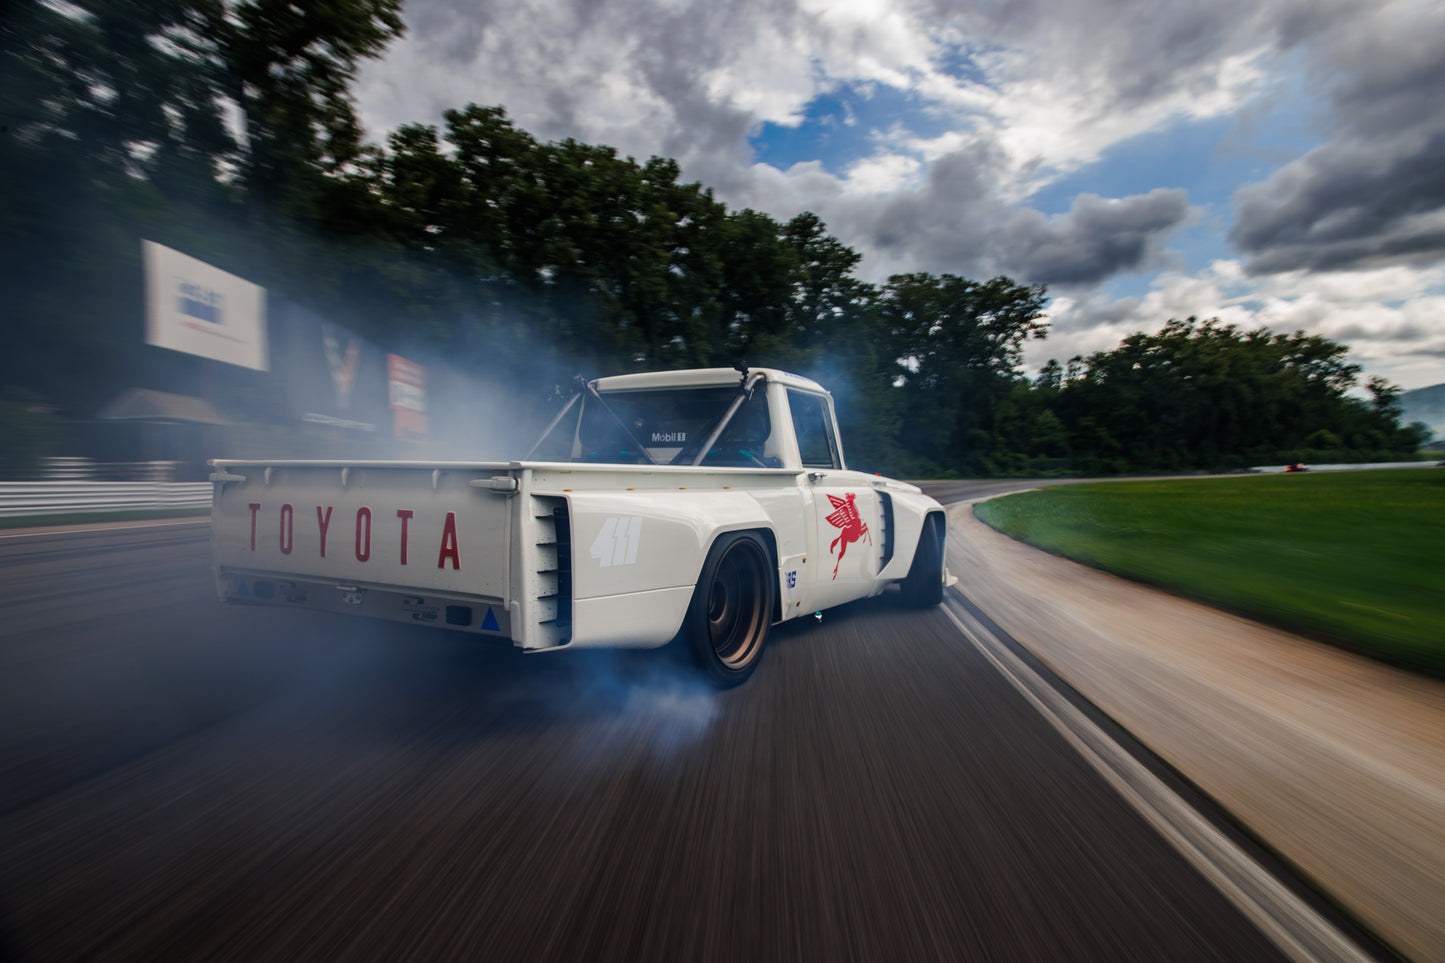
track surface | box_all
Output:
[0,491,1292,962]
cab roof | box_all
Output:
[593,367,829,394]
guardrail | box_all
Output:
[39,457,184,481]
[0,482,212,518]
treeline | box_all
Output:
[983,319,1428,474]
[0,0,1428,476]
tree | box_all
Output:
[879,273,1049,473]
[208,0,404,223]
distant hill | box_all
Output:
[1400,383,1445,447]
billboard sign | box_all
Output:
[142,240,268,370]
[388,354,429,443]
[271,302,388,433]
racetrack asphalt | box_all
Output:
[0,488,1398,961]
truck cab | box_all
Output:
[528,367,837,470]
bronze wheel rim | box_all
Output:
[708,540,768,669]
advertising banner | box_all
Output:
[271,301,389,433]
[142,240,268,370]
[387,354,429,443]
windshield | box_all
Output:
[530,385,778,466]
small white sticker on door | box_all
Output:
[589,516,642,567]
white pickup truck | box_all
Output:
[210,366,949,684]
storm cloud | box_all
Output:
[1002,190,1192,284]
[1231,20,1445,275]
[878,187,1192,285]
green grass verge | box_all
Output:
[0,508,210,530]
[973,469,1445,676]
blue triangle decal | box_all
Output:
[481,607,500,632]
[236,579,249,597]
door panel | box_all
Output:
[806,473,883,612]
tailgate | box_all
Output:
[211,463,514,601]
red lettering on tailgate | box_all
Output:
[396,509,413,564]
[438,512,461,570]
[279,504,294,554]
[355,507,372,561]
[316,506,333,557]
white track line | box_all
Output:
[942,595,1376,963]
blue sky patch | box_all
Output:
[932,42,995,87]
[1026,116,1235,216]
[750,81,950,173]
[1026,78,1326,278]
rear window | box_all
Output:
[531,386,772,465]
[583,387,737,463]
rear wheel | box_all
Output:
[900,515,945,607]
[686,531,774,686]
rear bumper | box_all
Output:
[216,568,513,640]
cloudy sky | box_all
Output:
[354,0,1445,389]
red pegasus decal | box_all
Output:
[824,492,872,579]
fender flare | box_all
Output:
[562,490,779,648]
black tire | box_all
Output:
[685,531,775,686]
[899,514,945,608]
